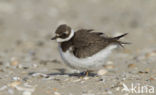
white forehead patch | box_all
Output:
[56,29,75,42]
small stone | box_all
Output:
[103,65,115,69]
[149,77,155,81]
[97,69,108,76]
[8,88,14,95]
[54,92,61,95]
[31,73,48,78]
[17,64,23,69]
[23,91,32,95]
[106,61,114,65]
[23,77,29,81]
[10,58,19,66]
[9,81,21,88]
[0,85,8,91]
[53,88,58,91]
[138,71,148,74]
[116,87,120,91]
[32,64,38,68]
[28,72,35,76]
[145,50,156,58]
[128,64,136,68]
[138,71,144,74]
[0,69,4,72]
[23,67,29,69]
[73,79,81,82]
[12,77,20,81]
[83,77,89,80]
[107,90,113,95]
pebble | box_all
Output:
[83,77,90,80]
[17,64,23,69]
[138,71,148,74]
[97,69,108,76]
[104,65,115,69]
[0,85,8,91]
[149,77,155,81]
[106,61,114,65]
[0,68,4,72]
[116,87,120,91]
[8,88,14,95]
[12,76,21,81]
[30,72,56,80]
[31,73,48,77]
[128,64,136,68]
[54,91,61,95]
[9,81,21,88]
[33,64,38,68]
[73,79,81,82]
[107,90,113,95]
[10,58,19,66]
[145,50,156,58]
[23,91,32,95]
[15,85,36,93]
[53,88,58,91]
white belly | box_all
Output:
[59,45,117,70]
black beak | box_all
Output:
[51,36,57,40]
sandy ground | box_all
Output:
[0,0,156,95]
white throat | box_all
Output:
[56,29,75,43]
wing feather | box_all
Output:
[72,29,109,58]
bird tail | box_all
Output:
[111,33,130,48]
[113,33,128,40]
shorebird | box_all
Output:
[51,24,129,75]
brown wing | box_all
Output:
[72,29,110,58]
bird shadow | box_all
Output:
[47,68,97,77]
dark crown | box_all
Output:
[55,24,71,39]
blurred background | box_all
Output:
[0,0,156,95]
[1,0,156,53]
